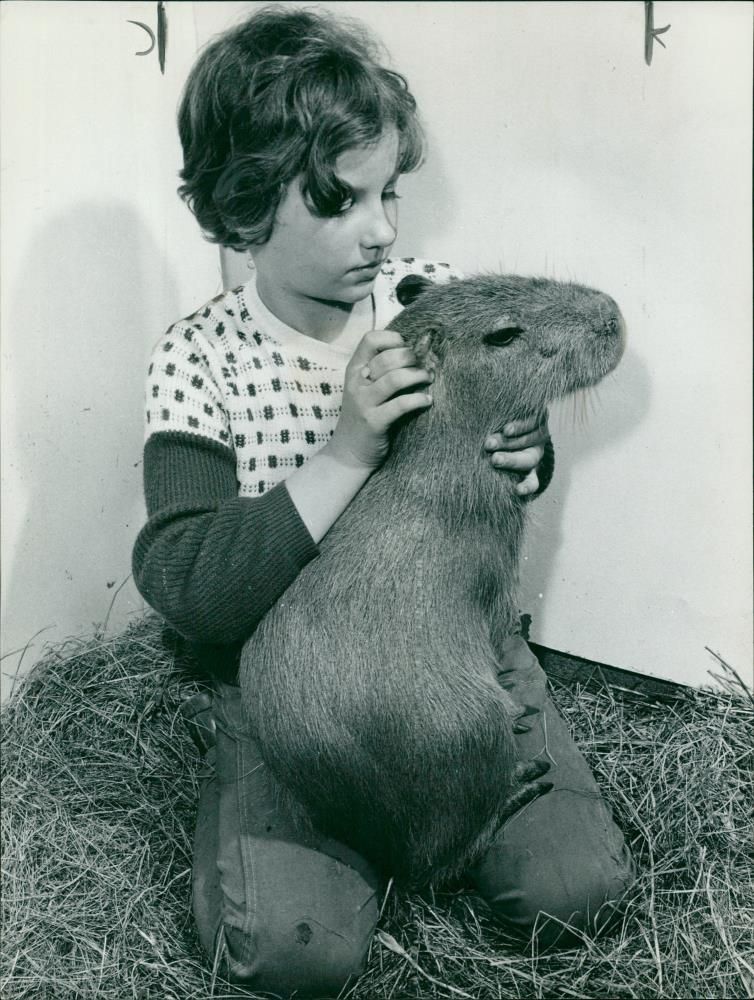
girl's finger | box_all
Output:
[515,469,541,496]
[367,346,418,381]
[371,366,433,403]
[350,328,406,367]
[486,428,548,452]
[379,389,433,425]
[490,445,544,471]
[500,411,549,439]
[503,418,537,437]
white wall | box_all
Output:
[1,2,222,700]
[2,2,750,698]
[215,1,753,690]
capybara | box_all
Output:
[239,272,626,886]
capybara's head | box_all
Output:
[390,273,626,437]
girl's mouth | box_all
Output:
[351,259,384,273]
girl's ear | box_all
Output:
[395,274,434,307]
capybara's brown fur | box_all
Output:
[239,272,625,886]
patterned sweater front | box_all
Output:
[143,258,459,497]
[132,258,554,681]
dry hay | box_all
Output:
[1,613,752,999]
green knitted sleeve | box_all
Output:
[132,431,319,650]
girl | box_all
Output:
[132,6,634,996]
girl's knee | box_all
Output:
[221,919,371,999]
[478,842,636,948]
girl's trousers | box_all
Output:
[192,637,635,998]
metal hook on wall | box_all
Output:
[644,1,671,66]
[127,2,167,74]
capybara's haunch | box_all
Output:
[240,273,625,886]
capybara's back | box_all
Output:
[240,273,625,886]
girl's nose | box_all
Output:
[362,200,397,250]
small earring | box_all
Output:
[246,252,255,271]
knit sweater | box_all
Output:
[132,258,554,682]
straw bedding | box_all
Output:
[2,613,752,999]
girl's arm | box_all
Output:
[287,328,434,541]
[133,328,434,646]
[132,433,319,646]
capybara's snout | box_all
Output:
[581,289,625,345]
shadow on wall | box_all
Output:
[2,202,180,699]
[396,131,653,618]
[392,123,457,261]
[520,343,653,617]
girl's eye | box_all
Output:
[332,188,400,216]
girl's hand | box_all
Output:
[484,411,551,496]
[328,329,433,471]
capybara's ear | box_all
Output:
[396,274,434,307]
[414,327,442,374]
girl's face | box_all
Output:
[252,128,401,320]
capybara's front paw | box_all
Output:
[499,758,553,821]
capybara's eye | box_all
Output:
[484,327,523,347]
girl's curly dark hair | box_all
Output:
[177,5,424,250]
